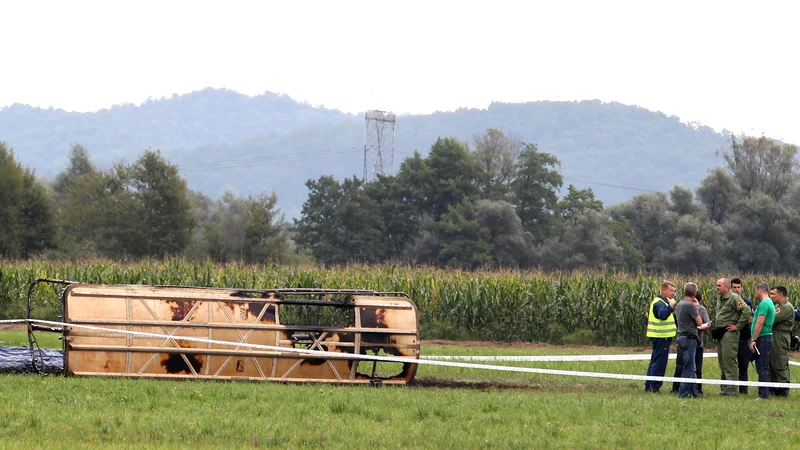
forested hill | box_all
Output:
[2,88,733,216]
[0,88,353,175]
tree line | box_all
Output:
[0,142,291,263]
[0,130,797,274]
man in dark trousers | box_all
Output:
[731,278,754,394]
[672,291,710,394]
[674,282,710,398]
[749,282,775,400]
[769,286,795,397]
[645,281,677,393]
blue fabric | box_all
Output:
[645,337,671,392]
[794,309,800,322]
[677,336,699,398]
[672,344,705,393]
[652,296,674,320]
[756,336,773,399]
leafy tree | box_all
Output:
[435,199,494,269]
[724,192,794,273]
[0,142,24,257]
[19,172,57,256]
[424,137,485,219]
[243,192,289,263]
[560,210,623,269]
[608,192,678,270]
[294,176,382,264]
[473,200,534,267]
[558,185,603,226]
[0,142,57,258]
[472,129,522,200]
[364,174,421,259]
[696,168,740,224]
[606,216,645,271]
[52,144,96,198]
[511,143,563,242]
[668,186,703,216]
[51,145,106,255]
[723,135,797,201]
[126,150,195,257]
[658,214,727,273]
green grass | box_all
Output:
[0,331,62,349]
[1,332,800,448]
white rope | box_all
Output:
[5,318,800,389]
[422,354,719,362]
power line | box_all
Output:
[562,177,654,193]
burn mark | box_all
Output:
[300,357,327,366]
[168,300,196,321]
[247,303,276,323]
[161,354,203,374]
[360,308,389,329]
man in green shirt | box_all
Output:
[714,278,751,396]
[749,282,775,399]
[769,286,795,397]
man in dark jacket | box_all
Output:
[731,278,754,394]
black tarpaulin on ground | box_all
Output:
[0,346,64,374]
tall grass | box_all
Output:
[0,259,791,345]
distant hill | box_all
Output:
[0,88,352,177]
[1,88,735,218]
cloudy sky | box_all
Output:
[1,0,797,143]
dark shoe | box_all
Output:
[694,393,705,398]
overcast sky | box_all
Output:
[1,0,798,143]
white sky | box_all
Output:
[1,0,798,143]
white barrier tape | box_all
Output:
[6,318,800,390]
[424,354,716,362]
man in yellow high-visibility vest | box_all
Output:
[645,280,677,393]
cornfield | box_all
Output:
[0,259,794,346]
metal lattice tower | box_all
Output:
[363,110,396,182]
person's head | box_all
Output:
[716,278,731,296]
[770,286,788,303]
[696,291,702,302]
[755,282,770,301]
[684,282,698,299]
[661,281,676,299]
[731,278,743,295]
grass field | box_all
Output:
[2,331,800,449]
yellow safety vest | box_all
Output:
[646,297,677,338]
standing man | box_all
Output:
[675,282,709,398]
[731,278,755,394]
[769,286,795,398]
[748,283,775,400]
[714,278,751,396]
[645,281,677,393]
[671,290,711,394]
[695,292,711,394]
